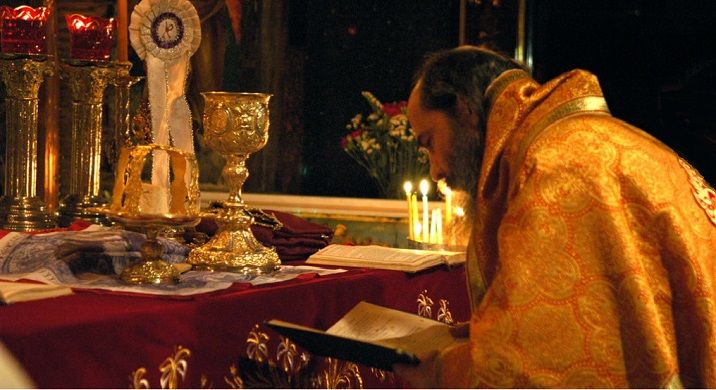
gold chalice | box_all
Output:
[187,92,280,274]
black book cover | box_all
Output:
[266,320,420,371]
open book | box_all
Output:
[305,244,465,273]
[0,281,73,304]
[267,301,463,371]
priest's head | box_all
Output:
[408,46,527,205]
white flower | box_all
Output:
[390,114,408,126]
[351,114,362,128]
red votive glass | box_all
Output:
[65,14,114,61]
[0,5,50,55]
[0,6,12,38]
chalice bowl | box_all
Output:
[187,92,280,274]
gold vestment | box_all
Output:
[438,69,716,388]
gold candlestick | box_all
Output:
[93,143,201,285]
[111,62,142,149]
[57,61,117,226]
[187,92,281,275]
[0,55,57,231]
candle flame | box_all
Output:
[403,181,412,195]
[437,179,447,194]
[419,179,429,196]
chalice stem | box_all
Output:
[223,154,249,207]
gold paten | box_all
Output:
[57,61,130,226]
[0,55,57,231]
[187,92,280,275]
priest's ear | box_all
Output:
[455,96,479,129]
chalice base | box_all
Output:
[0,196,56,231]
[121,259,180,285]
[57,195,110,227]
[187,228,281,275]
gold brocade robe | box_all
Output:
[437,69,716,388]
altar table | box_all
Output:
[0,264,469,388]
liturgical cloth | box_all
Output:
[437,69,716,388]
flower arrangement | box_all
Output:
[341,91,429,199]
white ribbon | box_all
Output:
[147,55,194,212]
[129,0,201,213]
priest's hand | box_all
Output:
[450,321,470,338]
[393,350,439,388]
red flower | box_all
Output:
[382,101,407,117]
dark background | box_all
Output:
[297,0,461,198]
[529,0,716,186]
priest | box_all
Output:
[394,46,716,388]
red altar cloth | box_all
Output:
[0,264,468,388]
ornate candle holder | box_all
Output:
[65,14,115,62]
[96,143,201,285]
[187,92,281,275]
[0,55,56,231]
[0,6,50,55]
[104,211,199,284]
[56,61,120,226]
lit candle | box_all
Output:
[437,179,452,224]
[65,14,115,61]
[437,209,443,245]
[411,193,420,241]
[430,208,438,244]
[420,179,429,243]
[0,5,50,55]
[404,181,413,240]
[444,186,452,224]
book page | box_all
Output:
[307,245,465,272]
[315,245,439,264]
[0,281,73,304]
[326,302,462,355]
[379,325,464,355]
[327,301,448,341]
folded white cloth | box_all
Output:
[0,227,190,278]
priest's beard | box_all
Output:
[446,122,483,235]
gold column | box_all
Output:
[56,62,116,226]
[0,56,57,231]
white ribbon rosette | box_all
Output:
[129,0,200,213]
